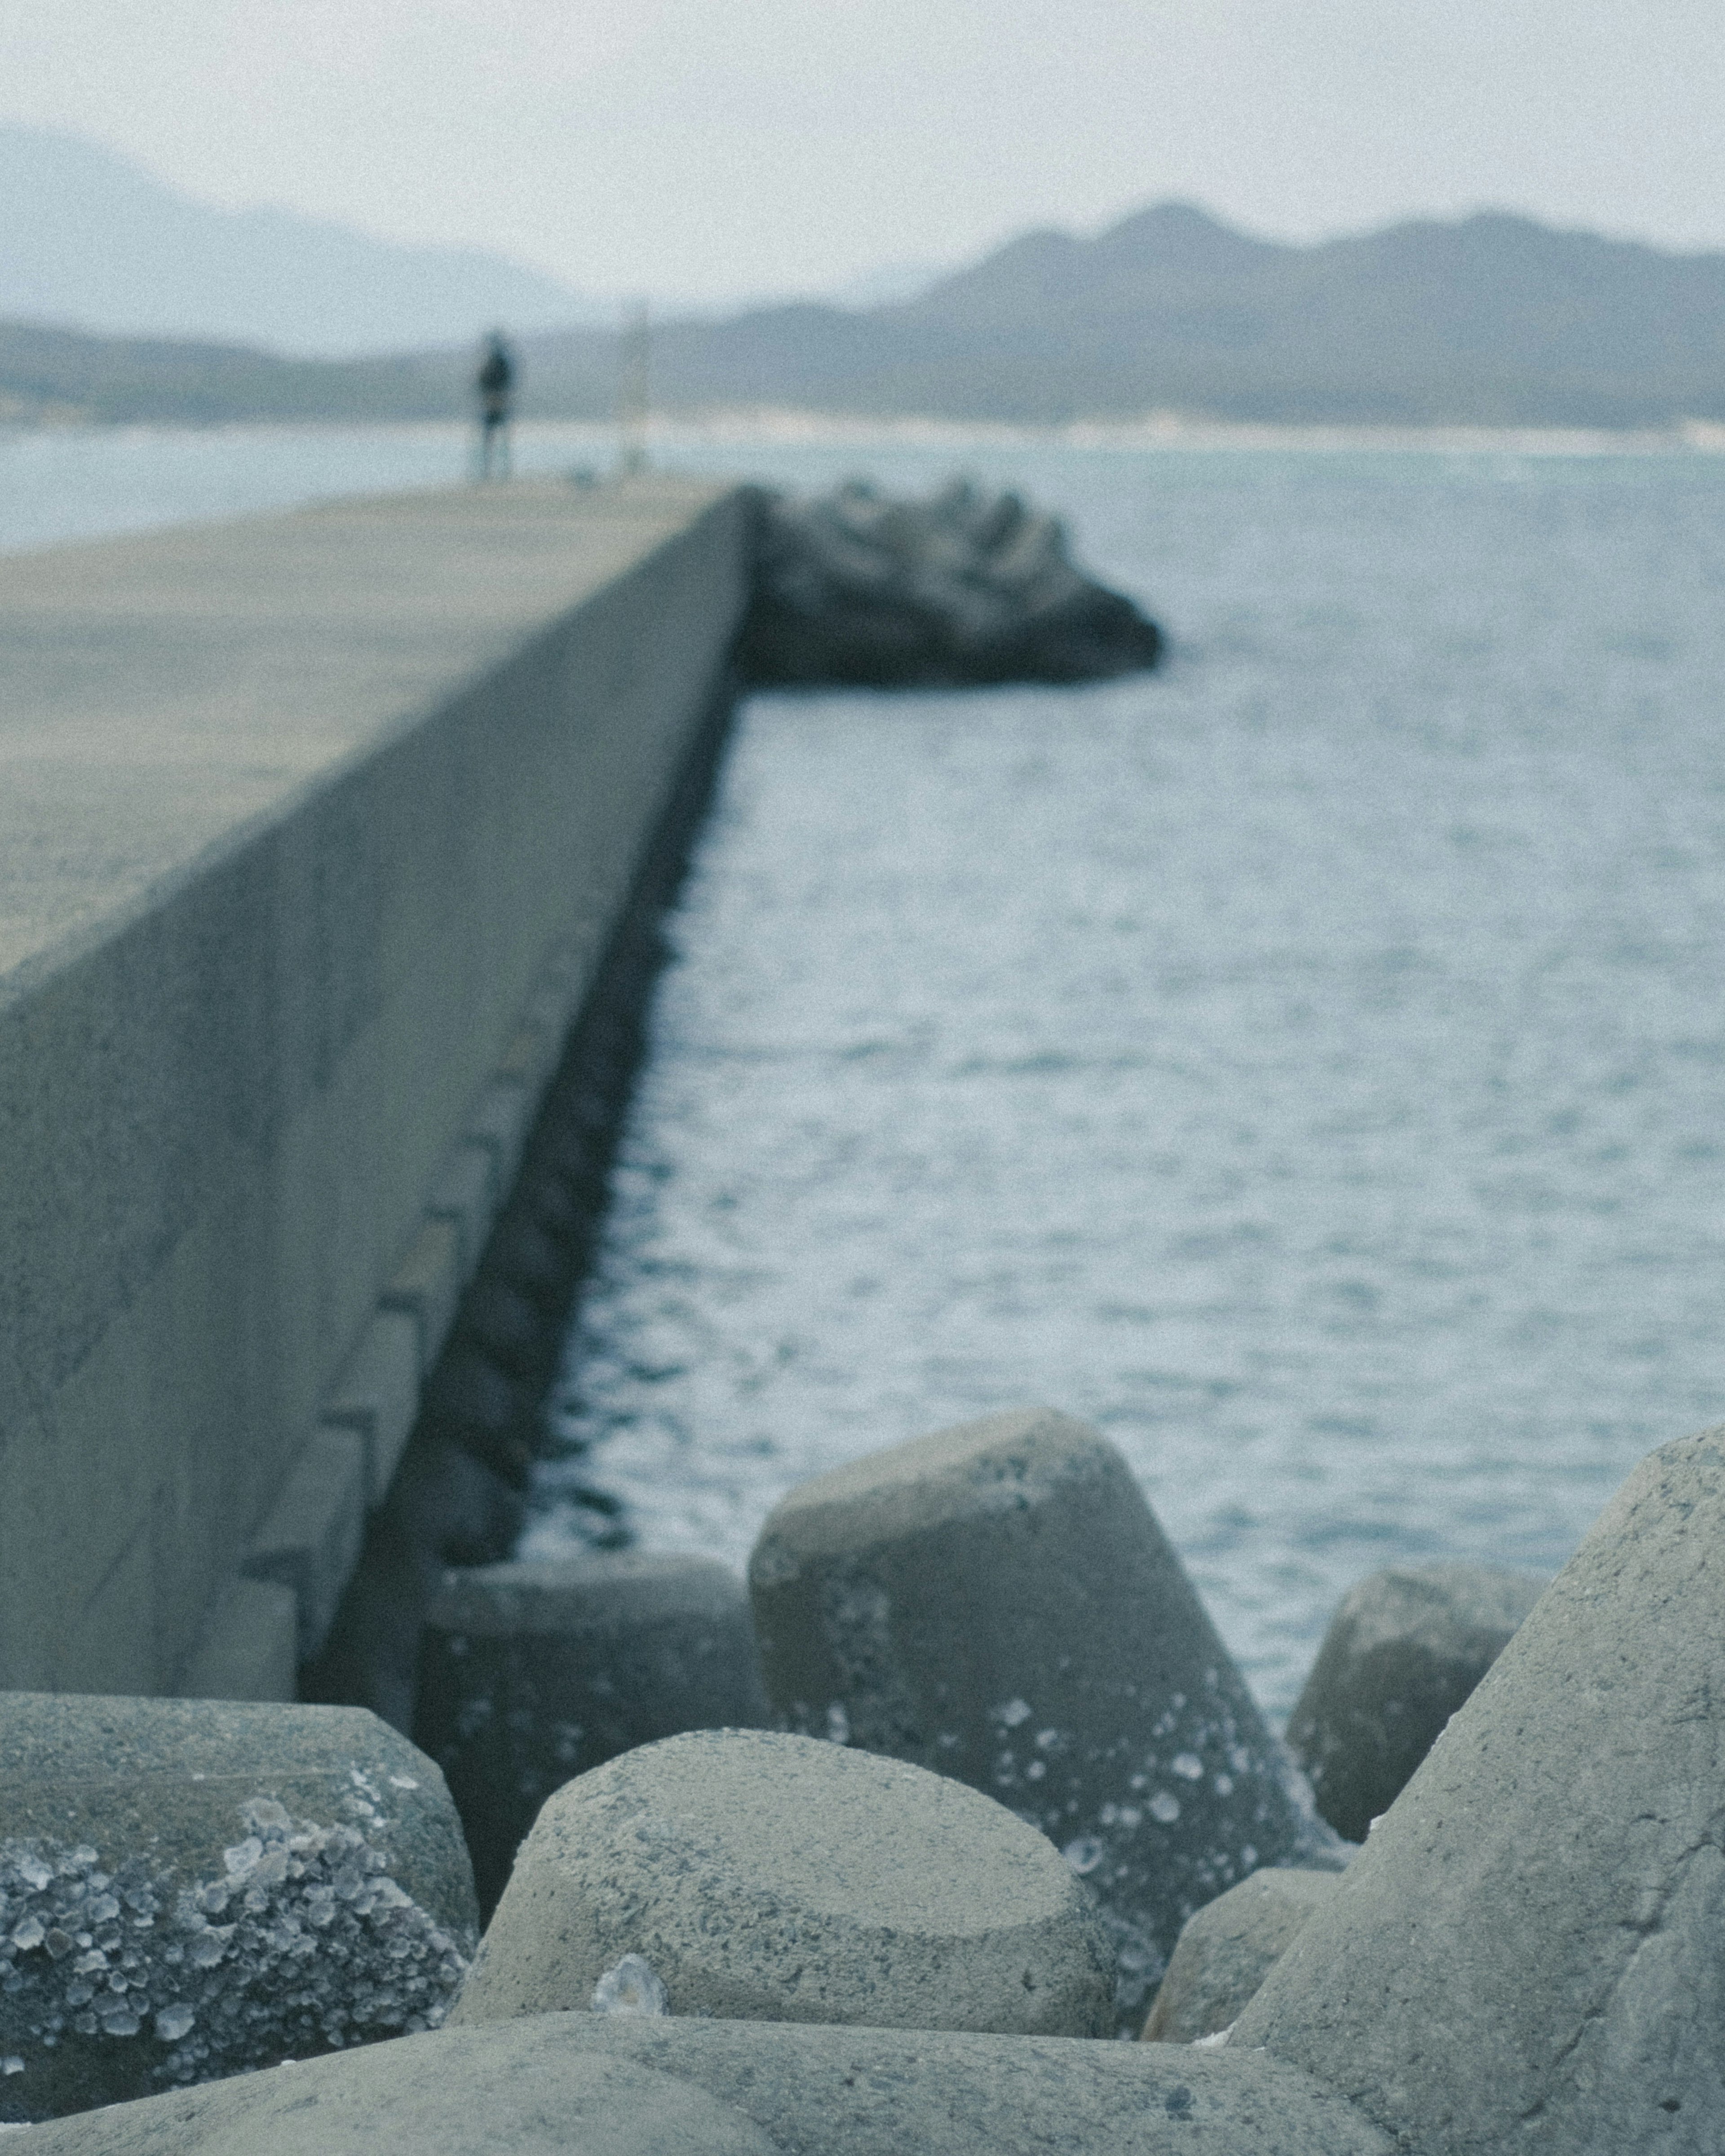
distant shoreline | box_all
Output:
[4,408,1724,457]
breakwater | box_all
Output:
[5,1409,1719,2144]
[0,474,753,1701]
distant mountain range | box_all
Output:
[4,166,1724,430]
[577,203,1725,430]
[0,124,602,355]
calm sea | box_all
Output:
[12,421,1725,1716]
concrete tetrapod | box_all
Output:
[0,1696,476,2125]
[1285,1561,1545,1843]
[17,2011,1398,2156]
[451,1727,1116,2036]
[1141,1867,1340,2042]
[747,1407,1340,2029]
[1234,1426,1725,2152]
[414,1554,770,1918]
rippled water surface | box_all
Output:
[524,443,1725,1714]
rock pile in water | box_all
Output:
[18,1413,1725,2154]
[734,479,1163,689]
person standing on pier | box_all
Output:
[475,331,517,479]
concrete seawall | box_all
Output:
[0,474,753,1701]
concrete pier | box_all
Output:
[0,475,752,1700]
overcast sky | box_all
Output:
[5,0,1723,305]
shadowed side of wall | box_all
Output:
[0,476,754,1699]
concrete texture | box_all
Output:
[0,475,752,1697]
[175,1579,298,1704]
[465,1074,534,1191]
[1141,1868,1340,2042]
[0,1692,477,2121]
[748,1407,1339,2032]
[1286,1560,1545,1843]
[238,1425,368,1661]
[16,2012,1396,2153]
[1235,1426,1725,2152]
[413,1553,771,1917]
[380,1217,462,1375]
[452,1727,1116,2037]
[310,683,743,1734]
[319,1309,422,1508]
[426,1141,498,1274]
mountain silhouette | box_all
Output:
[0,124,595,356]
[5,189,1723,428]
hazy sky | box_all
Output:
[5,0,1723,304]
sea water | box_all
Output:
[526,437,1725,1715]
[10,421,1725,1714]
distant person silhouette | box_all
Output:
[475,331,516,480]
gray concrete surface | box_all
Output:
[16,2012,1396,2153]
[1286,1560,1545,1843]
[1141,1867,1340,2042]
[0,1692,476,2122]
[319,1310,422,1508]
[452,1727,1116,2037]
[747,1407,1340,2033]
[379,1218,462,1376]
[413,1553,771,1917]
[0,475,752,1698]
[175,1579,298,1703]
[238,1426,368,1661]
[426,1141,497,1275]
[1235,1426,1725,2152]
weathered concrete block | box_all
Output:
[239,1427,368,1663]
[1285,1560,1545,1843]
[380,1217,463,1376]
[301,1434,526,1737]
[748,1407,1338,2031]
[483,1210,573,1313]
[174,1578,298,1704]
[453,1276,546,1384]
[413,1554,771,1918]
[495,1020,557,1097]
[18,2011,1398,2154]
[1141,1868,1340,2042]
[322,1311,421,1507]
[452,1727,1116,2037]
[523,967,579,1048]
[426,1140,499,1275]
[0,1694,478,2123]
[1236,1426,1725,2150]
[466,1075,532,1191]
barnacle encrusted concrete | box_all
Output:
[0,1695,476,2122]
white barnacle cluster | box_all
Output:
[590,1954,668,2017]
[0,1774,470,2099]
[154,1782,471,2086]
[1,1838,173,2062]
